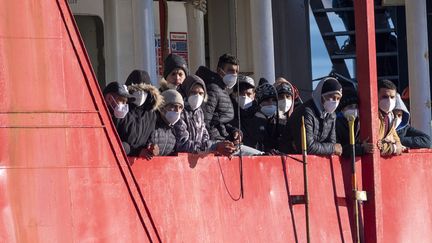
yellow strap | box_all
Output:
[301,116,307,151]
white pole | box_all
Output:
[132,0,158,85]
[185,1,206,73]
[250,0,275,84]
[405,0,432,136]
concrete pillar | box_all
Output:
[406,1,432,136]
[132,0,157,85]
[185,1,206,73]
[250,0,275,83]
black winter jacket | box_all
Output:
[113,83,162,156]
[336,114,365,157]
[286,99,336,155]
[113,107,157,156]
[394,94,431,149]
[397,126,431,149]
[229,97,260,147]
[196,66,237,141]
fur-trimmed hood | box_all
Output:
[128,83,163,111]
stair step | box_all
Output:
[378,75,399,80]
[322,28,396,37]
[313,5,387,13]
[330,52,398,60]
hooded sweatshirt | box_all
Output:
[394,94,431,149]
[173,75,217,153]
[285,78,338,155]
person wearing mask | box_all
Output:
[246,79,282,152]
[196,53,242,145]
[393,93,431,149]
[274,78,300,124]
[160,53,188,93]
[286,77,343,155]
[125,69,152,86]
[229,75,259,147]
[336,86,375,157]
[173,75,238,156]
[377,79,403,156]
[145,89,184,158]
[103,82,135,155]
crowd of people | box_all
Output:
[103,53,431,159]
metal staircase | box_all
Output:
[310,0,403,87]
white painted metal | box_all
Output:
[405,0,432,136]
[250,0,275,83]
[185,2,206,73]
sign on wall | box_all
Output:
[155,32,189,78]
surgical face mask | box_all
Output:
[188,94,204,110]
[394,117,402,129]
[278,98,293,113]
[131,90,148,107]
[379,98,396,113]
[164,111,181,125]
[260,104,277,117]
[166,82,178,90]
[343,108,358,120]
[223,74,238,89]
[236,95,253,110]
[108,95,129,118]
[323,99,339,113]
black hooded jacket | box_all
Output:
[196,66,237,141]
[229,97,260,148]
[113,83,162,156]
[285,79,337,155]
[336,114,365,157]
[394,94,431,149]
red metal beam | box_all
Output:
[159,0,169,63]
[354,0,382,242]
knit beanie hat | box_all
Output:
[337,86,358,111]
[275,82,293,97]
[255,78,277,105]
[163,54,188,79]
[321,77,342,96]
[161,89,184,107]
[125,69,151,85]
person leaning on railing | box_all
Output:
[285,77,343,156]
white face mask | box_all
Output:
[278,98,293,113]
[379,98,396,113]
[187,94,204,110]
[394,117,402,129]
[166,82,178,90]
[236,95,253,110]
[131,90,148,107]
[343,108,358,120]
[223,74,238,89]
[164,111,181,125]
[260,105,277,117]
[323,99,339,113]
[108,95,129,118]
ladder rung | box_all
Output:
[322,28,396,37]
[313,5,387,14]
[313,7,354,13]
[330,52,398,60]
[378,75,399,80]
